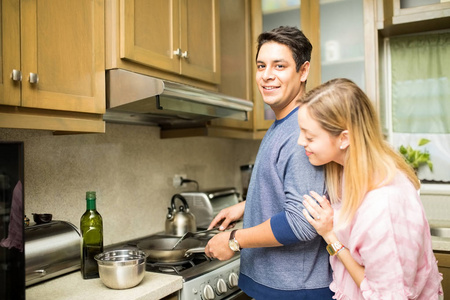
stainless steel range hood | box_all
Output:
[103,69,253,128]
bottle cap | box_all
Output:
[86,191,96,200]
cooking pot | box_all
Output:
[165,194,196,236]
[137,237,205,263]
[32,213,53,224]
[95,249,146,290]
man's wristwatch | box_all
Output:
[326,241,345,256]
[228,229,241,252]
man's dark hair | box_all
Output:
[256,26,312,72]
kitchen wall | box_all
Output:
[0,124,261,245]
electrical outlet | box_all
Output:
[173,174,187,187]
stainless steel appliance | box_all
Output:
[103,69,253,128]
[181,188,239,229]
[239,165,254,201]
[108,229,251,300]
[25,221,81,286]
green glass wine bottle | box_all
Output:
[80,191,103,279]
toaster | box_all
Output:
[181,187,239,229]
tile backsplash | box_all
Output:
[0,124,260,245]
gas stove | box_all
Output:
[109,233,249,300]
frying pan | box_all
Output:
[137,237,205,263]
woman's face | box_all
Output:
[297,105,345,166]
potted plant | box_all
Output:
[399,138,433,173]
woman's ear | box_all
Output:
[339,130,350,150]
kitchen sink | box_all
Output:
[430,227,450,238]
[429,220,450,238]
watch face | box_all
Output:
[229,239,240,252]
[326,241,342,256]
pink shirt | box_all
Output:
[330,172,443,299]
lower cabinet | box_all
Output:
[434,251,450,297]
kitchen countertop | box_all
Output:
[26,270,182,300]
[25,219,449,300]
[432,236,450,252]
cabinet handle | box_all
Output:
[181,51,189,59]
[29,72,39,84]
[11,69,22,82]
[173,48,182,57]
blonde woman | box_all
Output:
[297,78,443,299]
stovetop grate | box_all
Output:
[146,253,212,275]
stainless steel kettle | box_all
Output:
[165,194,197,236]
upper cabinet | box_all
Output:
[319,0,365,90]
[107,0,221,85]
[182,0,378,139]
[206,0,255,135]
[0,0,105,133]
[379,0,450,35]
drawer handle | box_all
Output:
[181,51,189,59]
[34,269,47,277]
[11,69,22,82]
[173,48,182,57]
[29,72,39,84]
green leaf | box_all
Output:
[398,139,433,173]
[399,145,407,155]
[418,138,430,146]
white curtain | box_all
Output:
[388,31,450,182]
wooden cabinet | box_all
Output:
[117,0,220,84]
[388,0,450,24]
[0,0,105,133]
[160,0,261,140]
[164,0,378,140]
[434,251,450,297]
[251,0,378,130]
[207,0,257,136]
[378,0,450,35]
[302,0,378,108]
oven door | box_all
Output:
[162,289,252,300]
[224,289,252,300]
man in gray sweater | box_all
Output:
[205,26,333,299]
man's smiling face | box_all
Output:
[256,41,306,119]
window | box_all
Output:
[382,31,450,183]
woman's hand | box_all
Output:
[302,191,335,243]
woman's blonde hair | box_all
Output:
[298,78,419,224]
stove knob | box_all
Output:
[216,278,228,295]
[202,284,215,300]
[228,272,239,288]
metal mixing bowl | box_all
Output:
[95,249,146,289]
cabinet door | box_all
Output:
[20,0,105,113]
[434,252,450,297]
[210,0,253,131]
[180,0,220,83]
[390,0,450,24]
[0,0,21,106]
[121,0,180,73]
[320,0,365,90]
